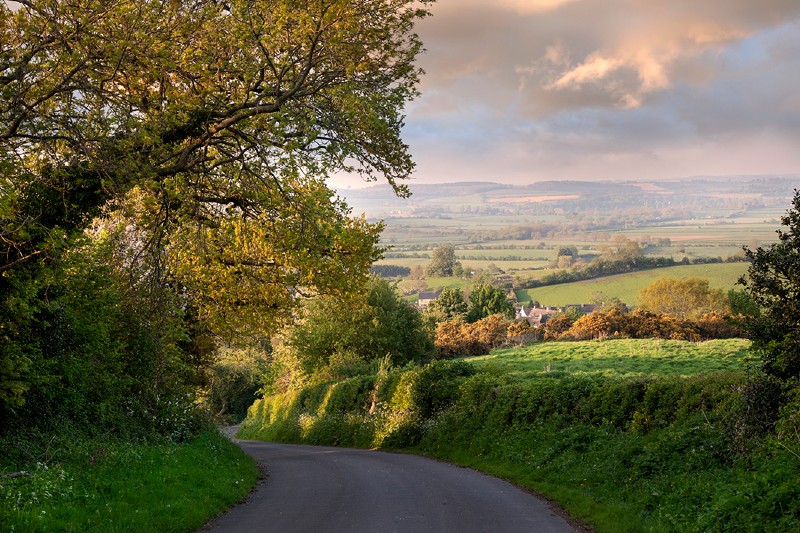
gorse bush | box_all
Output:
[432,308,744,360]
[551,308,744,342]
[434,314,512,357]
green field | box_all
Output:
[468,338,752,379]
[363,180,788,279]
[516,262,749,306]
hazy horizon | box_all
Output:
[334,172,800,192]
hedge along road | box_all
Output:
[201,437,583,533]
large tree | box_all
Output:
[638,277,729,320]
[1,0,429,325]
[598,235,644,263]
[466,282,514,323]
[426,243,460,277]
[426,287,468,323]
[0,0,430,416]
[285,277,434,376]
[740,190,800,379]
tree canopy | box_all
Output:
[426,287,468,323]
[426,243,460,277]
[2,0,431,333]
[598,236,644,263]
[637,277,728,320]
[282,277,434,378]
[466,282,514,323]
[740,190,800,379]
[0,0,431,430]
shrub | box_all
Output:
[411,360,476,418]
[557,308,743,342]
[434,314,512,357]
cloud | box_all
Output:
[395,0,800,184]
[417,0,800,114]
[497,0,581,14]
[531,17,755,109]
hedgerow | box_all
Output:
[239,357,800,532]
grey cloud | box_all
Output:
[398,0,800,184]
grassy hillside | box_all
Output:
[469,338,752,379]
[516,262,749,306]
[239,338,800,532]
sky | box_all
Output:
[334,0,800,188]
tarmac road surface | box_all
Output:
[201,439,580,533]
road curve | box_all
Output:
[201,439,580,533]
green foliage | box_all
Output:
[589,291,626,313]
[0,0,425,338]
[727,289,761,318]
[1,0,431,437]
[638,277,729,319]
[466,282,514,322]
[1,237,206,440]
[425,286,468,323]
[409,360,476,418]
[322,375,377,415]
[740,189,800,379]
[598,235,644,262]
[0,430,257,532]
[283,277,434,379]
[240,359,476,448]
[203,347,271,423]
[425,243,460,277]
[370,264,411,278]
[554,245,579,261]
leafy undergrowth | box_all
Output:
[0,430,258,532]
[238,346,800,532]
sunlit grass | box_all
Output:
[516,262,749,306]
[467,338,752,379]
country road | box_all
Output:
[201,437,582,533]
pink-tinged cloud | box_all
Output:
[333,0,800,188]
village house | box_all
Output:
[416,291,441,310]
[516,303,597,325]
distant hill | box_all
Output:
[338,175,798,219]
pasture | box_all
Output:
[515,262,749,306]
[467,338,752,379]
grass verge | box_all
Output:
[0,429,258,532]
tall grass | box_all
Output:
[0,430,257,532]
